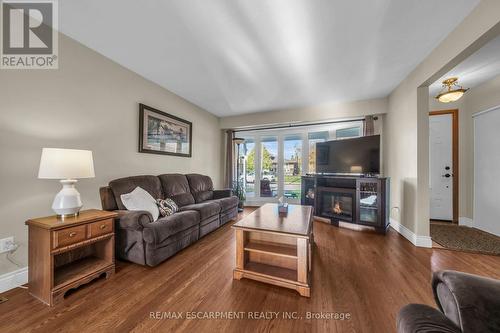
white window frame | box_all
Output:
[238,120,364,205]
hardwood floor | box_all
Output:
[1,208,499,333]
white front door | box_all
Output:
[429,114,453,221]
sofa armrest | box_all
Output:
[114,210,153,230]
[397,304,460,333]
[141,217,175,245]
[213,189,233,199]
[432,270,500,333]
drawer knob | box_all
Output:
[69,232,77,237]
[100,224,107,230]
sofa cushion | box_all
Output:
[186,174,214,203]
[120,187,160,221]
[156,198,179,217]
[142,210,200,245]
[158,174,195,207]
[180,201,221,220]
[210,196,238,212]
[109,175,163,210]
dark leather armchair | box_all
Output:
[397,270,500,333]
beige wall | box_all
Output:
[219,97,388,129]
[219,95,388,188]
[429,73,500,221]
[0,34,222,275]
[383,82,420,233]
[384,0,500,238]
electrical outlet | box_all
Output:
[0,237,15,254]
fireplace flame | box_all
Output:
[333,202,342,214]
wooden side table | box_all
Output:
[25,209,117,306]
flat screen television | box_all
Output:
[316,135,380,175]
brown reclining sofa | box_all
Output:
[99,173,238,266]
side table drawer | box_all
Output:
[88,219,113,238]
[53,225,87,249]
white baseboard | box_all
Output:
[459,217,473,227]
[0,267,28,293]
[390,219,432,248]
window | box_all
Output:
[237,120,364,204]
[308,131,329,173]
[284,135,302,199]
[336,126,361,139]
[240,139,255,197]
[260,137,278,197]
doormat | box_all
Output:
[430,223,500,256]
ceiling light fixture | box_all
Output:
[435,77,468,103]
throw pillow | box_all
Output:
[156,198,179,217]
[120,186,160,221]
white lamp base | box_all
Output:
[52,179,83,218]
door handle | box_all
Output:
[442,173,452,178]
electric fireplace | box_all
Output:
[301,175,390,234]
[316,187,355,222]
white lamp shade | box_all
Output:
[38,148,95,179]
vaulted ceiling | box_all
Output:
[59,0,480,116]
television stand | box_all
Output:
[301,174,390,234]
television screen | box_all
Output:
[316,135,380,174]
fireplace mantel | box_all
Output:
[301,174,390,234]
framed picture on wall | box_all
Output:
[139,103,192,157]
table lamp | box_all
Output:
[38,148,95,218]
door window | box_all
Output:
[284,134,302,199]
[260,137,278,197]
[240,139,255,198]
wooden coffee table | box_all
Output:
[232,203,313,297]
